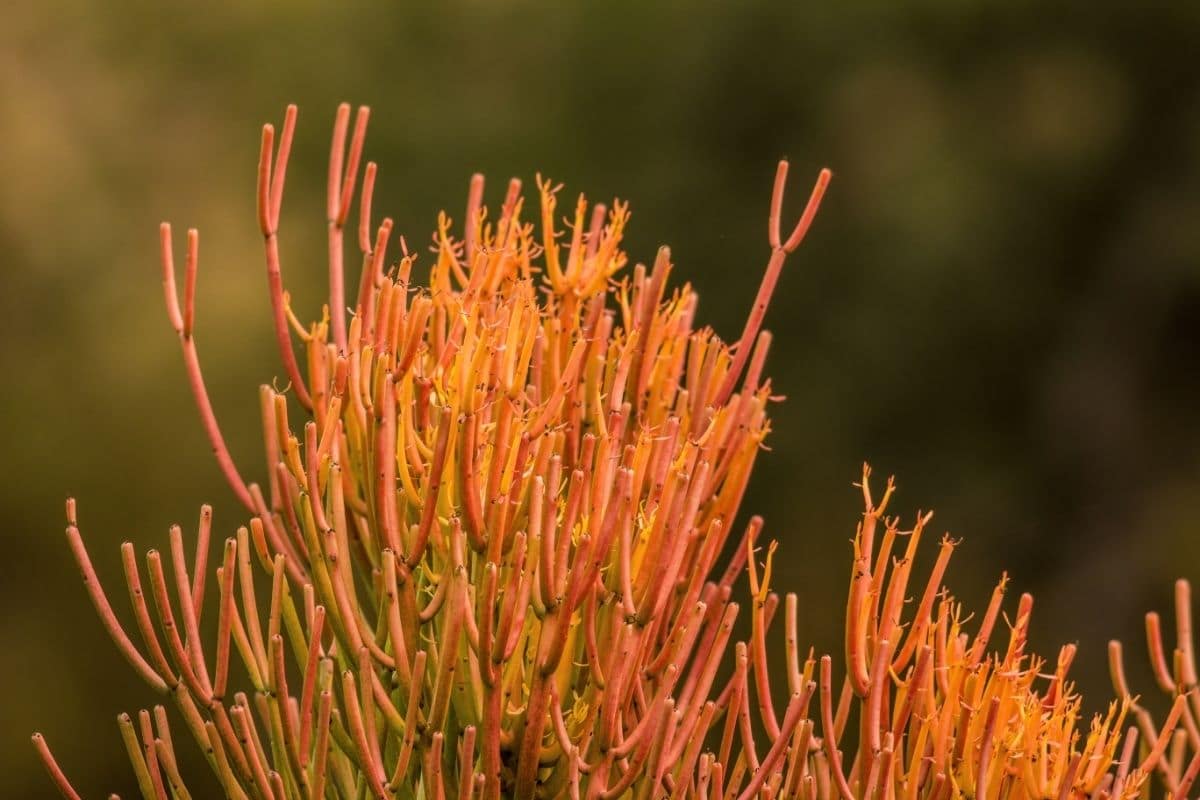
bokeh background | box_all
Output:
[3,2,1200,796]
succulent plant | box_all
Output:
[33,104,1186,800]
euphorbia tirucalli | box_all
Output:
[31,104,1175,800]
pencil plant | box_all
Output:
[32,104,1180,800]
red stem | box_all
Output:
[31,734,82,800]
[160,224,256,510]
[65,524,168,694]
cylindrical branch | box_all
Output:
[325,103,371,355]
[31,734,83,800]
[65,516,170,695]
[1106,576,1200,795]
[160,224,256,513]
[713,162,831,408]
[257,105,313,412]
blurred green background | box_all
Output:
[4,2,1200,796]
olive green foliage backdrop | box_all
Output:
[2,2,1199,797]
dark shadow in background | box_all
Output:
[2,2,1199,796]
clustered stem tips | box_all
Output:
[32,103,1188,800]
